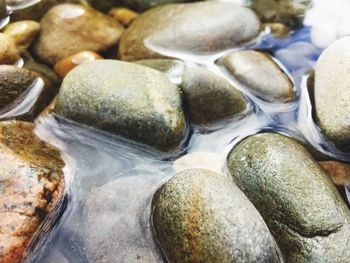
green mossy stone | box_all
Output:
[55,60,186,151]
[227,133,350,262]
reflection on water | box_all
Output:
[2,0,350,262]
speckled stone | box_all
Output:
[218,50,295,103]
[33,3,124,65]
[227,133,350,262]
[152,169,279,263]
[55,60,186,151]
[0,65,57,120]
[119,2,261,61]
[0,120,65,263]
[314,37,350,146]
[181,67,247,125]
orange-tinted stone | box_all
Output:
[319,161,350,186]
[54,51,102,78]
[108,8,138,27]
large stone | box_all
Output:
[118,2,261,61]
[218,50,295,103]
[55,60,186,151]
[227,133,350,262]
[314,37,350,146]
[33,3,124,65]
[181,67,247,124]
[0,121,65,263]
[83,176,163,262]
[152,169,279,263]
[0,65,57,120]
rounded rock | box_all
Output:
[227,133,350,262]
[119,2,261,61]
[314,37,350,146]
[55,60,186,151]
[33,3,124,65]
[152,168,279,263]
[181,67,247,125]
[218,50,295,103]
[3,20,40,50]
[108,7,138,27]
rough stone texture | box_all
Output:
[0,33,20,65]
[3,20,40,50]
[152,169,279,263]
[83,176,163,263]
[314,37,350,146]
[227,133,350,263]
[319,161,350,187]
[218,50,295,103]
[55,60,186,151]
[119,1,261,61]
[33,3,124,65]
[0,65,57,120]
[0,121,65,263]
[181,67,247,125]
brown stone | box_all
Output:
[0,121,65,263]
[108,7,138,27]
[319,161,350,186]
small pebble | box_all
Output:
[108,7,138,27]
[264,22,290,38]
[54,51,103,78]
[3,20,40,50]
[0,33,20,64]
[319,161,350,186]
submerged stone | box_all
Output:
[55,60,186,151]
[152,168,279,263]
[0,65,57,120]
[314,37,350,146]
[119,1,261,61]
[108,7,139,27]
[0,121,65,263]
[33,3,124,65]
[218,50,295,103]
[227,133,350,262]
[83,176,163,262]
[319,161,350,187]
[182,67,247,125]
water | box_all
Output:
[2,0,350,262]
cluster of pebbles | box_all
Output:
[0,0,350,262]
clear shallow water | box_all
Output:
[2,1,350,262]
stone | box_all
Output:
[218,50,295,103]
[0,120,65,263]
[3,20,40,50]
[0,33,20,64]
[0,65,57,120]
[54,51,103,79]
[118,2,261,61]
[108,7,138,27]
[181,67,247,124]
[83,176,163,263]
[33,3,124,65]
[319,161,350,187]
[227,133,350,262]
[55,60,186,151]
[264,22,290,38]
[152,169,279,263]
[22,51,61,87]
[314,37,350,146]
[121,0,191,11]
